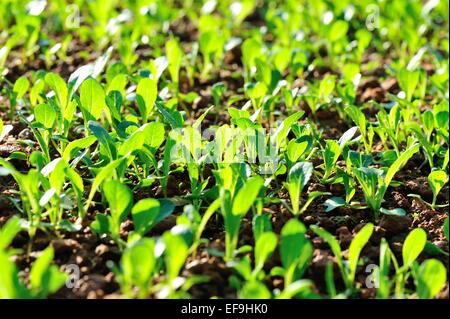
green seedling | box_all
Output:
[215,165,264,261]
[110,238,156,299]
[276,220,313,287]
[284,162,324,215]
[321,127,358,182]
[0,246,66,298]
[344,105,374,154]
[91,180,133,249]
[352,144,420,219]
[312,223,374,295]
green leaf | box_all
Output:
[79,78,106,121]
[239,281,271,299]
[285,161,313,215]
[271,111,305,149]
[30,246,67,298]
[280,219,308,269]
[30,247,54,288]
[0,216,21,251]
[287,136,312,163]
[131,199,160,235]
[121,238,156,292]
[416,259,447,299]
[103,180,132,223]
[254,232,277,273]
[62,135,97,161]
[136,77,157,121]
[348,223,374,282]
[324,196,346,212]
[142,122,165,152]
[319,74,336,100]
[397,69,420,101]
[252,214,272,243]
[45,73,68,110]
[13,76,30,100]
[90,214,112,235]
[34,103,57,129]
[402,228,427,269]
[328,20,349,42]
[428,170,448,206]
[166,38,183,83]
[232,175,264,216]
[379,207,407,216]
[118,130,144,164]
[163,233,189,280]
[384,144,420,187]
[88,120,117,160]
[0,251,29,298]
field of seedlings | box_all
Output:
[0,0,448,301]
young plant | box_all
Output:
[311,223,374,294]
[0,246,67,298]
[428,170,448,209]
[345,105,374,154]
[90,180,133,249]
[215,165,264,261]
[0,159,43,242]
[284,162,324,215]
[321,127,358,182]
[109,238,156,299]
[412,258,447,299]
[275,220,313,287]
[165,38,183,87]
[352,144,420,219]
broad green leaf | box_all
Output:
[232,175,264,216]
[34,104,57,129]
[288,162,313,191]
[287,136,311,163]
[163,233,189,280]
[13,76,29,99]
[402,228,427,268]
[62,135,97,161]
[79,78,106,121]
[30,246,67,297]
[90,214,111,235]
[254,232,277,273]
[280,219,308,269]
[324,196,346,212]
[45,73,68,111]
[328,20,349,42]
[121,238,156,289]
[252,214,272,243]
[416,259,447,299]
[131,199,160,235]
[103,180,132,223]
[397,69,420,101]
[428,170,448,204]
[142,122,165,152]
[0,251,29,298]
